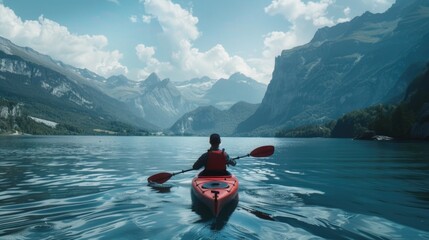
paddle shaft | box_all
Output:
[148,145,274,183]
[171,168,194,176]
[231,154,250,161]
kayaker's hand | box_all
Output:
[229,159,236,166]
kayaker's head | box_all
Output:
[209,133,221,146]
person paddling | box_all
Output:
[192,133,236,176]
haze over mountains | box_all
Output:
[1,0,429,138]
[169,101,259,136]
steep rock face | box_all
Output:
[129,73,197,128]
[91,73,196,129]
[0,101,22,119]
[0,99,22,134]
[238,0,429,134]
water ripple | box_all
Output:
[0,136,428,239]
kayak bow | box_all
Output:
[191,173,239,217]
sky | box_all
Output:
[0,0,395,83]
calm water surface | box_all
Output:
[0,136,428,239]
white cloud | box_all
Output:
[135,39,261,81]
[143,0,199,44]
[337,7,351,23]
[129,15,138,23]
[0,4,127,77]
[262,0,343,59]
[135,44,173,80]
[142,15,152,23]
[136,44,155,61]
[171,40,259,81]
[265,0,335,27]
[137,0,264,82]
[362,0,395,13]
[344,7,351,16]
[107,0,120,5]
[263,30,299,59]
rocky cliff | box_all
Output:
[237,0,429,135]
[130,73,197,128]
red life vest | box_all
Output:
[205,150,227,172]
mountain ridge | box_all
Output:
[0,36,156,133]
[1,35,267,131]
[237,0,429,135]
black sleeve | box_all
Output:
[193,153,208,170]
[225,153,236,166]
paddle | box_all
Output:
[147,145,274,184]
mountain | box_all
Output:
[88,73,205,129]
[0,36,155,134]
[106,75,132,88]
[173,73,266,110]
[204,73,267,109]
[125,73,197,128]
[173,76,217,104]
[94,73,197,129]
[237,0,429,135]
[169,101,259,136]
[99,73,265,129]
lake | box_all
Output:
[0,136,428,239]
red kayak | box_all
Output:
[191,173,239,217]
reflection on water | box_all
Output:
[147,183,173,193]
[0,136,428,239]
[191,190,238,230]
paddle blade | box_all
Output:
[250,145,275,157]
[147,172,172,184]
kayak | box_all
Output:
[191,172,239,217]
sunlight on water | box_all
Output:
[0,136,428,239]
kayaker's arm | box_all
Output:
[226,154,236,166]
[193,153,208,170]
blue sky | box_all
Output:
[0,0,395,83]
